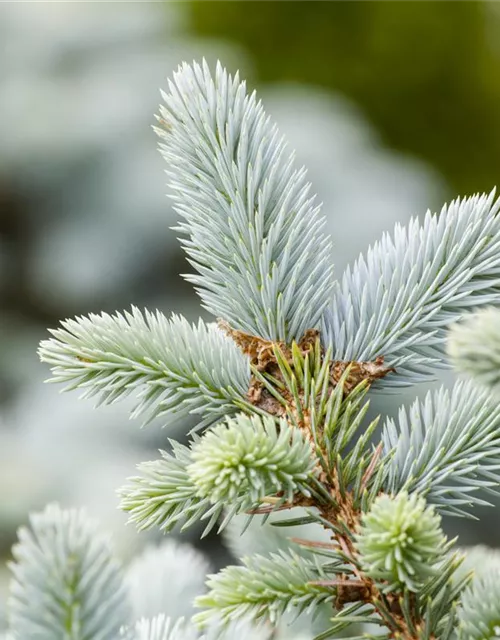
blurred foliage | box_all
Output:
[188,1,500,195]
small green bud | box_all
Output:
[355,492,446,592]
[187,413,316,509]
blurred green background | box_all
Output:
[1,0,500,629]
[190,1,500,195]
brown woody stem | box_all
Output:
[225,325,421,639]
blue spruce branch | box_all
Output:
[23,59,500,640]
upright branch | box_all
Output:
[33,60,500,640]
[192,324,456,639]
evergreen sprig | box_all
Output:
[457,566,500,640]
[8,504,130,640]
[451,546,500,640]
[155,60,335,343]
[188,413,317,509]
[121,414,317,537]
[26,59,500,640]
[38,308,250,428]
[119,440,220,536]
[194,551,334,626]
[322,191,500,388]
[381,380,500,517]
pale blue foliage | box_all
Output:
[120,413,317,537]
[453,546,500,640]
[8,504,130,640]
[119,440,218,536]
[121,615,197,640]
[121,614,272,640]
[126,540,211,622]
[323,191,500,388]
[457,564,500,640]
[457,545,500,583]
[32,58,500,639]
[382,380,500,516]
[38,308,250,428]
[448,306,500,394]
[195,550,334,626]
[156,60,335,342]
[222,512,338,637]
